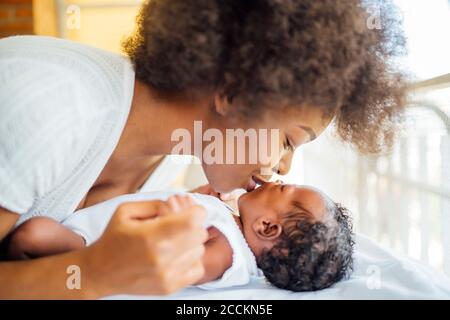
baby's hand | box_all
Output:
[190,184,244,212]
[219,189,246,212]
[190,184,220,198]
[160,194,196,215]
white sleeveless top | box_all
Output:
[0,36,135,224]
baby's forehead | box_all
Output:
[294,184,327,196]
[288,185,332,221]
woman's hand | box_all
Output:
[84,197,208,297]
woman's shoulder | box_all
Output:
[0,35,130,68]
[0,36,134,144]
[0,36,134,217]
[0,36,135,110]
[0,36,133,155]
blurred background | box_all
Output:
[1,0,449,276]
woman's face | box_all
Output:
[201,105,331,193]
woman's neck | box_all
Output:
[113,79,209,161]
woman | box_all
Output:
[0,0,405,298]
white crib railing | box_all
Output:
[357,128,450,275]
[299,74,450,275]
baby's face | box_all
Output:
[237,182,329,256]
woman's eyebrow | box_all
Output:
[298,125,317,142]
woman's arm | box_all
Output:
[0,245,102,299]
[0,205,102,298]
[0,201,208,299]
[0,207,19,241]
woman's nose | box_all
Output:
[276,152,293,176]
[259,148,293,178]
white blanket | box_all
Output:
[107,234,450,300]
[63,191,261,290]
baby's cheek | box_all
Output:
[245,234,263,257]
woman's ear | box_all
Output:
[214,94,232,117]
[253,216,283,241]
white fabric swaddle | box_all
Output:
[62,191,262,290]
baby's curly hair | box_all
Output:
[258,203,354,292]
[124,0,407,153]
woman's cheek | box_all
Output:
[203,166,238,193]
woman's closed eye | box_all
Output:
[284,137,294,152]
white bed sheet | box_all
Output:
[107,234,450,300]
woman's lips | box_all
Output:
[252,176,267,186]
[245,176,268,191]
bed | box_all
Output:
[107,234,450,300]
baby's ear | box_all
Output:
[253,217,283,241]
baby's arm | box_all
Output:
[5,217,85,260]
[195,226,233,285]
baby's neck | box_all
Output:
[232,214,244,232]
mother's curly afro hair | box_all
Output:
[123,0,407,154]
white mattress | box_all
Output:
[107,234,450,300]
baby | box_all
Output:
[3,182,354,292]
